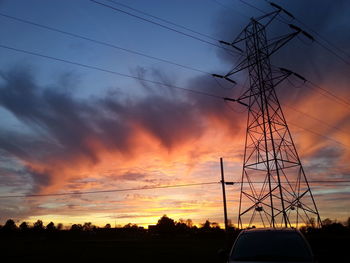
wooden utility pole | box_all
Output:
[220,157,228,231]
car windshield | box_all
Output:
[230,231,312,262]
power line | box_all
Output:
[215,1,350,110]
[233,86,350,150]
[107,0,220,42]
[285,76,347,110]
[0,182,220,198]
[287,76,350,111]
[1,180,349,199]
[0,12,210,75]
[283,104,349,136]
[314,37,350,67]
[1,44,348,150]
[288,120,350,150]
[211,0,250,20]
[292,180,350,183]
[238,0,350,67]
[90,0,241,55]
[302,29,350,60]
[307,81,350,109]
[234,0,350,110]
[213,0,343,117]
[284,104,350,149]
[237,0,266,14]
[283,8,350,68]
[295,18,350,59]
[0,44,223,100]
[4,3,349,114]
[236,0,288,25]
[262,0,350,61]
[2,44,348,152]
[236,80,350,149]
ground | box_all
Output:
[0,229,349,262]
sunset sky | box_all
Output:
[0,0,349,228]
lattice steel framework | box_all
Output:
[216,5,321,228]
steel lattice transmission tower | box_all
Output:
[214,3,321,228]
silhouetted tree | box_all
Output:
[3,219,17,232]
[46,222,56,232]
[322,220,346,233]
[19,222,29,231]
[104,223,111,229]
[156,215,176,235]
[201,220,211,230]
[33,220,44,231]
[175,220,188,234]
[70,224,83,232]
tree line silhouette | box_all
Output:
[0,215,235,238]
[1,215,349,237]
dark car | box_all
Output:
[228,228,315,262]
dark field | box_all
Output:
[1,228,349,263]
[1,235,225,262]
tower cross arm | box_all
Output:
[224,31,302,78]
[232,69,293,104]
[267,31,300,57]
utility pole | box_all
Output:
[220,158,234,249]
[220,157,229,232]
[214,2,321,228]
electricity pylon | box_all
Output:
[214,3,321,228]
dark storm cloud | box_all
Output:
[214,0,350,80]
[102,93,204,149]
[0,164,30,189]
[26,168,52,193]
[271,0,350,79]
[102,68,242,148]
[0,67,103,164]
[0,66,241,193]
